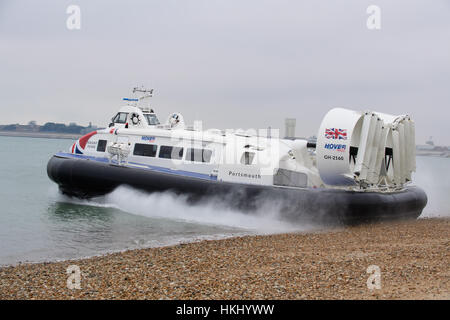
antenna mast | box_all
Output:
[122,86,155,112]
[133,86,154,101]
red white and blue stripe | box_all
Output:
[71,131,97,154]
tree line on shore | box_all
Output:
[0,121,100,135]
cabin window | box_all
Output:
[97,140,107,152]
[143,114,160,126]
[186,148,212,163]
[112,112,128,124]
[159,145,184,160]
[133,143,158,157]
[241,152,255,165]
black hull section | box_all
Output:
[47,155,428,225]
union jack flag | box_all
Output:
[325,128,347,140]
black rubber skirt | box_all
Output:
[47,155,428,225]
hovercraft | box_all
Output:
[47,87,427,224]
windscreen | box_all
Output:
[144,113,160,125]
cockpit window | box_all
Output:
[112,112,128,124]
[143,113,160,125]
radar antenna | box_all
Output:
[133,86,154,101]
[123,86,155,113]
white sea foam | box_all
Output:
[104,186,316,233]
[57,185,317,234]
[413,157,450,218]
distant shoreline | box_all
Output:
[416,151,450,158]
[0,131,80,140]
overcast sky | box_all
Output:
[1,0,449,144]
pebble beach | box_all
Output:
[0,218,448,300]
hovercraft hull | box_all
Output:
[47,154,427,225]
